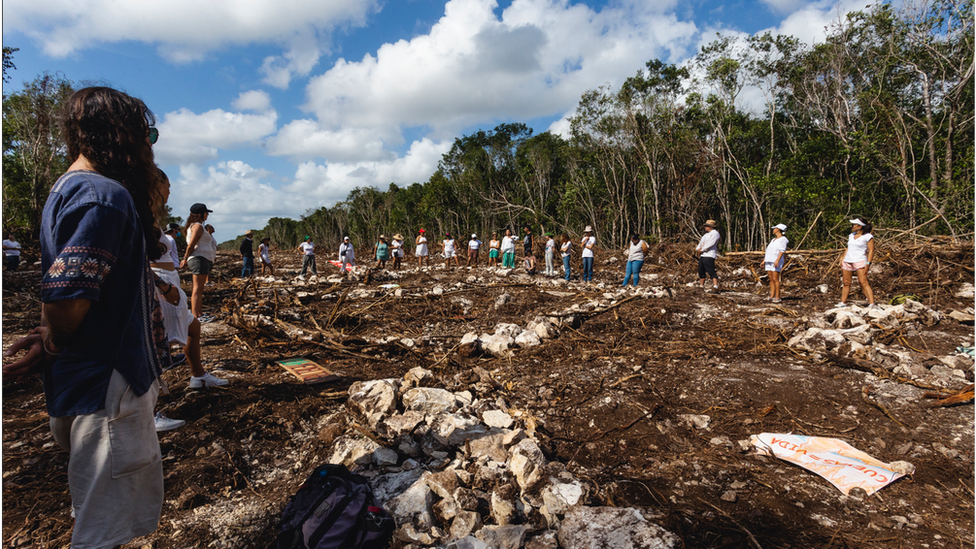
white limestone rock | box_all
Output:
[402,387,458,415]
[557,507,678,549]
[347,379,400,429]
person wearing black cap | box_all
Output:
[181,203,216,319]
[239,230,255,278]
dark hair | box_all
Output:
[853,217,873,234]
[62,87,165,260]
[630,233,639,240]
[184,212,205,234]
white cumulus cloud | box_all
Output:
[154,107,278,165]
[232,90,273,112]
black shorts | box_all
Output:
[698,256,717,279]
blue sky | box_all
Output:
[3,0,869,240]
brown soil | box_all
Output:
[3,242,974,548]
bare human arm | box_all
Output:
[180,223,203,269]
[3,299,91,379]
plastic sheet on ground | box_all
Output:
[750,433,909,496]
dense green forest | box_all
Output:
[4,2,973,253]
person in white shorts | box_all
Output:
[764,224,789,302]
[442,233,460,269]
[837,218,877,308]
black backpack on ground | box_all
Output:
[277,464,395,549]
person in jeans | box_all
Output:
[3,233,22,271]
[560,234,572,281]
[3,86,168,549]
[240,230,255,277]
[695,219,721,292]
[580,226,596,282]
[299,236,317,276]
[622,233,649,287]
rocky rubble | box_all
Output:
[786,300,974,387]
[335,366,677,548]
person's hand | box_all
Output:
[180,258,188,269]
[3,327,54,380]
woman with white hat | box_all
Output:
[391,234,404,270]
[695,219,721,292]
[764,224,789,302]
[837,218,876,308]
[580,226,596,282]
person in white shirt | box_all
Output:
[560,234,572,281]
[764,224,789,302]
[258,237,274,275]
[298,236,317,276]
[500,229,516,268]
[3,234,22,271]
[416,229,429,269]
[466,234,482,267]
[695,219,721,292]
[622,233,649,287]
[544,233,556,276]
[391,234,404,270]
[837,218,876,308]
[442,233,460,269]
[338,236,356,274]
[580,226,596,282]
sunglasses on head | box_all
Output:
[148,127,159,144]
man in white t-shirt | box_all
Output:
[339,236,356,274]
[298,236,317,276]
[695,220,721,292]
[4,234,23,271]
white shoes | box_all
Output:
[155,412,185,432]
[189,372,229,388]
[834,302,847,308]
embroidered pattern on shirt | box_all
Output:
[61,245,117,263]
[46,252,113,283]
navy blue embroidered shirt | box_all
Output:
[40,171,161,417]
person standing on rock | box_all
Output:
[258,237,274,276]
[764,224,789,302]
[239,230,255,278]
[522,226,536,274]
[416,229,429,269]
[488,232,501,267]
[391,234,404,270]
[181,203,216,319]
[695,220,721,293]
[338,236,355,274]
[3,86,168,549]
[622,233,649,287]
[373,235,390,269]
[581,226,596,283]
[560,234,572,281]
[501,229,516,268]
[298,235,317,277]
[837,218,877,309]
[3,233,22,271]
[467,234,481,267]
[442,233,460,269]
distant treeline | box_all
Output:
[231,3,973,254]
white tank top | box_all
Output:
[188,223,217,262]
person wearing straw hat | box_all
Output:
[391,234,404,270]
[488,232,501,267]
[580,225,596,282]
[695,219,721,292]
[837,217,877,308]
[764,224,789,302]
[467,233,482,267]
[298,235,317,277]
[338,236,356,274]
[544,232,556,277]
[239,230,255,278]
[373,235,390,269]
[416,229,429,268]
[258,237,274,275]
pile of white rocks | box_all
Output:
[328,367,677,548]
[787,301,973,387]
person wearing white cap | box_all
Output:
[580,226,596,282]
[695,219,721,292]
[837,217,876,308]
[764,224,789,302]
[338,236,355,274]
[467,233,482,267]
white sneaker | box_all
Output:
[189,372,229,388]
[834,302,847,308]
[155,412,185,432]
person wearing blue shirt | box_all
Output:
[4,87,168,549]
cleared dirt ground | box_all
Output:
[3,241,974,548]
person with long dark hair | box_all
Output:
[3,87,168,548]
[837,217,877,308]
[180,203,216,319]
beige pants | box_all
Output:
[51,370,163,549]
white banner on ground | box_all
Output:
[750,433,908,496]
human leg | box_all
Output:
[582,257,593,281]
[855,267,874,304]
[563,255,571,281]
[185,317,204,378]
[300,255,310,276]
[840,269,853,304]
[50,370,163,548]
[632,260,643,286]
[622,261,634,286]
[769,270,780,299]
[190,274,206,319]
